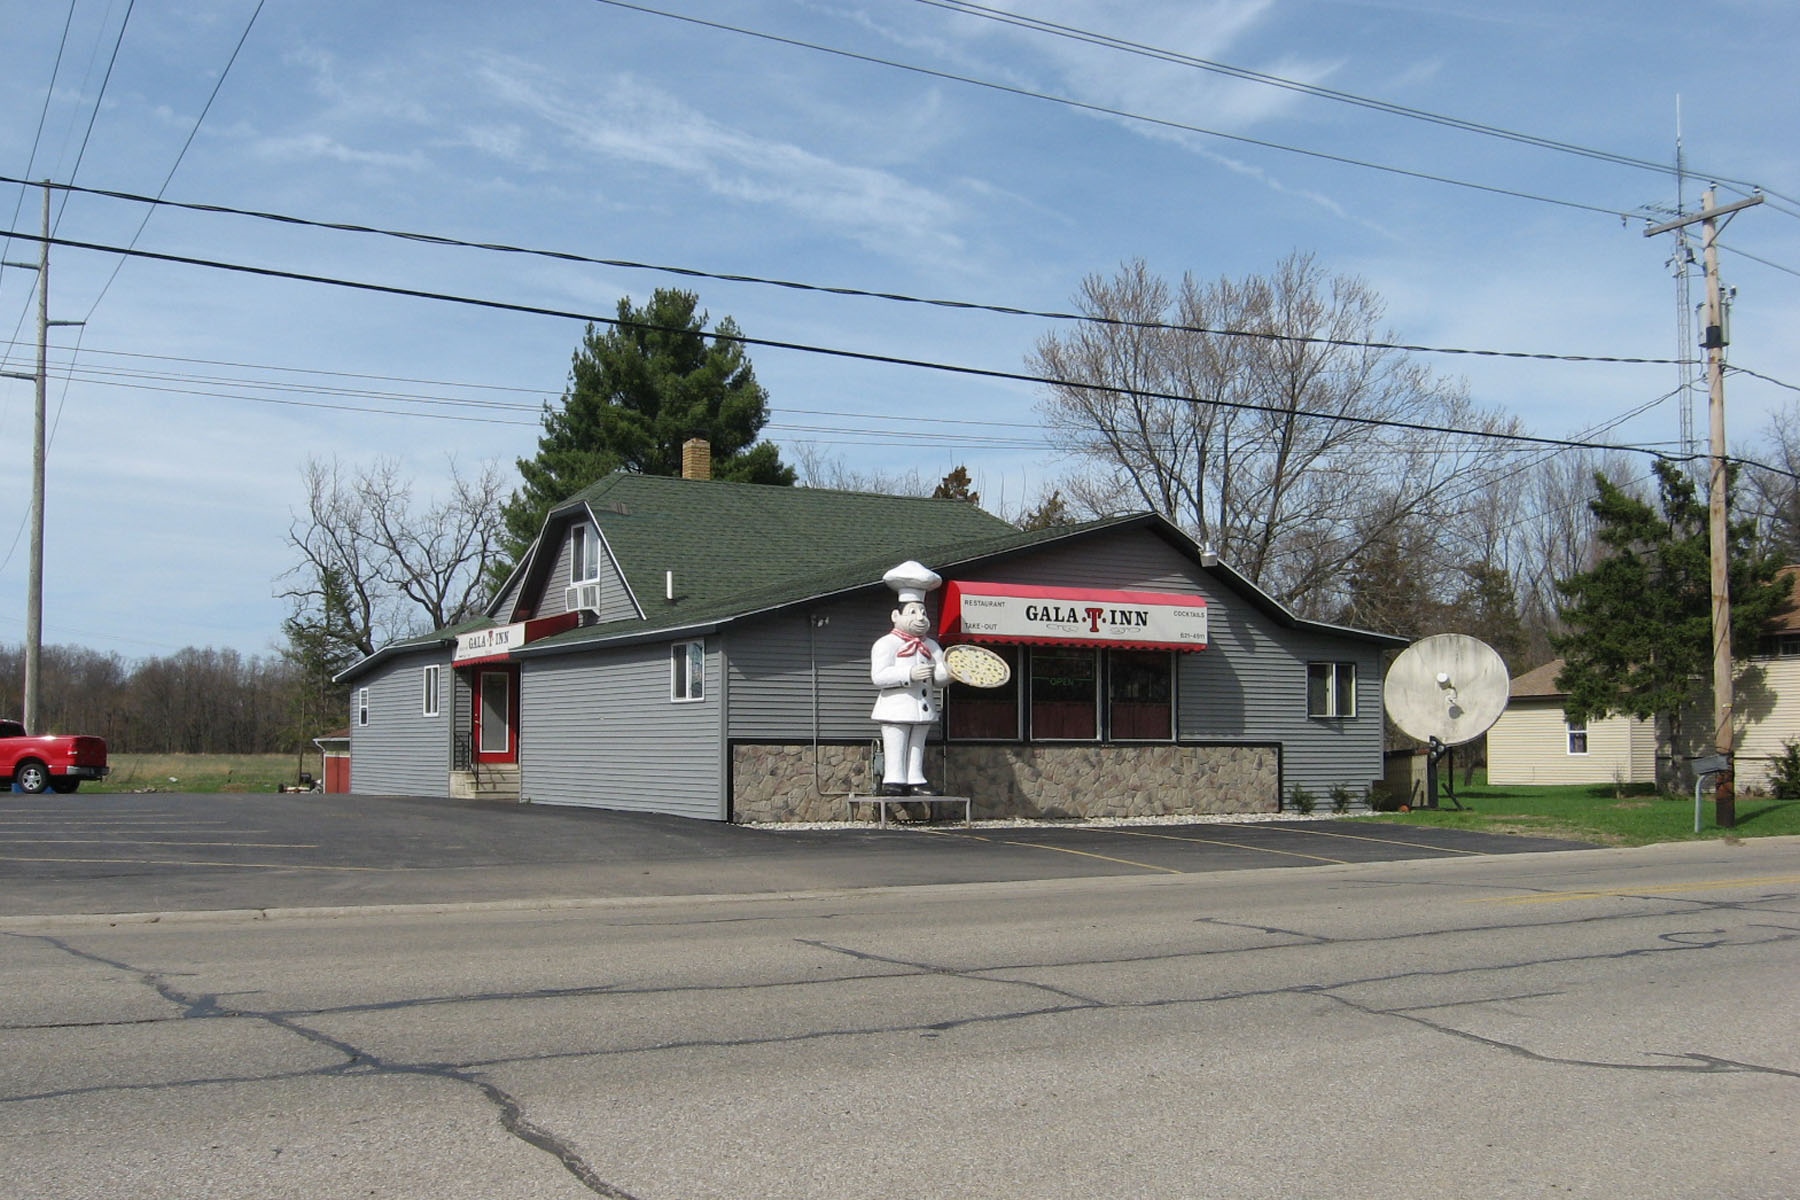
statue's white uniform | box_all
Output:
[870,630,947,724]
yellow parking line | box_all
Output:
[4,838,319,849]
[918,827,1183,874]
[1471,873,1800,905]
[0,855,384,872]
[1100,827,1349,865]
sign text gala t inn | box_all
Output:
[941,581,1208,651]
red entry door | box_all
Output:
[474,666,519,763]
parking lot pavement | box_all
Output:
[0,791,1593,917]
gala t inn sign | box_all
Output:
[452,612,580,665]
[940,581,1208,651]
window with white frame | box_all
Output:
[422,665,441,717]
[570,523,600,584]
[1306,661,1357,718]
[1566,717,1589,755]
[671,641,705,702]
[356,687,370,727]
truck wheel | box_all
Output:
[16,761,50,794]
[49,778,80,794]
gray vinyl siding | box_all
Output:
[519,639,724,818]
[493,571,527,624]
[349,650,453,796]
[728,592,893,741]
[534,522,639,623]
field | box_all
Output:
[88,752,321,794]
[1360,777,1800,845]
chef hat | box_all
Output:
[883,560,942,605]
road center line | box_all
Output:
[1469,874,1800,905]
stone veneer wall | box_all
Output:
[731,741,1278,823]
[732,741,878,824]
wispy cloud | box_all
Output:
[475,57,966,259]
[252,131,428,171]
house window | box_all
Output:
[422,665,440,717]
[1108,650,1174,740]
[1567,718,1589,755]
[672,641,705,702]
[356,687,370,727]
[570,524,600,583]
[946,645,1021,739]
[1307,661,1357,718]
[1030,648,1101,740]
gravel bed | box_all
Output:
[744,809,1366,832]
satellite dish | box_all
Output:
[1384,634,1510,747]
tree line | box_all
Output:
[0,643,310,755]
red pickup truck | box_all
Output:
[1,718,110,794]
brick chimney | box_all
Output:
[681,438,712,480]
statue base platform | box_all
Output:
[847,793,972,828]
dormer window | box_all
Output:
[570,523,600,583]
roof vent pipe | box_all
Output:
[681,438,712,480]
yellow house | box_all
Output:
[1486,659,1658,786]
[1729,592,1800,791]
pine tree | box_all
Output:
[498,289,793,567]
[1553,460,1790,731]
[931,465,979,505]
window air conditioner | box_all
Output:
[565,582,603,614]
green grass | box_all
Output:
[1359,778,1800,845]
[88,752,321,794]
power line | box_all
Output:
[917,0,1751,187]
[1720,242,1800,280]
[1,178,1687,367]
[78,0,266,325]
[52,0,136,231]
[0,225,1694,465]
[1730,366,1800,395]
[0,3,77,328]
[587,0,1635,219]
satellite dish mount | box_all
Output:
[1383,635,1511,810]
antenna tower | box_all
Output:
[1669,100,1700,464]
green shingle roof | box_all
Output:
[547,472,1021,631]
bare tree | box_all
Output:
[791,442,933,497]
[280,456,509,663]
[1031,254,1519,617]
[1741,398,1800,563]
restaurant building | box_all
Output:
[338,463,1405,821]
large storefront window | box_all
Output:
[945,645,1021,739]
[1108,650,1173,740]
[1031,648,1100,740]
[948,646,1178,743]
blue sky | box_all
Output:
[1,0,1796,661]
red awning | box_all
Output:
[941,580,1207,652]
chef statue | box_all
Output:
[870,560,950,798]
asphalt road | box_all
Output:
[4,837,1797,1199]
[0,790,1593,917]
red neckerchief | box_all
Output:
[892,629,931,659]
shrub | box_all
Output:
[1768,740,1800,800]
[1329,783,1353,814]
[1289,784,1317,814]
[1365,780,1402,812]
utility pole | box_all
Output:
[1,182,82,732]
[1645,186,1763,828]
